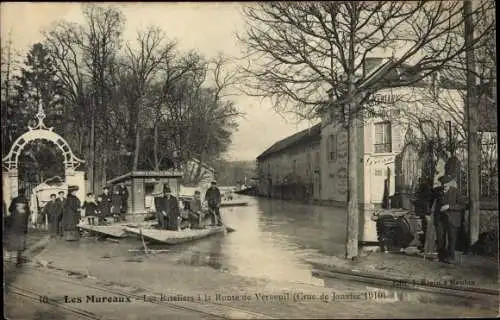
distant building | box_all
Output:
[256,124,322,202]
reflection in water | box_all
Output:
[160,196,348,286]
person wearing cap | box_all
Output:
[62,185,82,241]
[5,188,31,267]
[43,194,60,237]
[119,183,129,219]
[154,185,180,230]
[205,181,222,226]
[99,186,113,221]
[434,174,468,263]
[185,190,203,229]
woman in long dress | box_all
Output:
[62,186,81,241]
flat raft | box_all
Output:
[123,226,235,244]
[77,221,157,238]
[78,223,129,238]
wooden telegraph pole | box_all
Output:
[463,0,480,246]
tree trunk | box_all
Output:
[153,123,159,170]
[464,0,480,246]
[89,112,95,193]
[132,125,140,171]
[346,108,359,259]
[345,6,359,260]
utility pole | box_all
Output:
[463,0,480,246]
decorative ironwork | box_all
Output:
[2,101,85,172]
[28,100,52,131]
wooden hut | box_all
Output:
[106,170,183,215]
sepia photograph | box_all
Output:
[1,2,498,319]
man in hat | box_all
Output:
[154,185,180,230]
[99,186,113,221]
[5,188,30,267]
[434,175,468,263]
[205,181,222,226]
[62,185,82,241]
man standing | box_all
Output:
[99,186,113,221]
[5,188,30,267]
[44,194,59,238]
[205,181,222,226]
[56,191,66,237]
[62,185,82,241]
[111,187,122,222]
[435,175,467,264]
[154,185,180,230]
[119,183,129,221]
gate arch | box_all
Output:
[2,103,85,210]
[2,128,84,171]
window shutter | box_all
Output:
[392,122,402,153]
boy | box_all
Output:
[82,193,98,225]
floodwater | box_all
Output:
[117,196,495,311]
[146,196,348,286]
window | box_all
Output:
[292,159,297,174]
[328,134,338,161]
[374,121,392,153]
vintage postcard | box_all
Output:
[2,2,498,319]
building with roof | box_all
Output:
[256,57,470,210]
[256,123,322,201]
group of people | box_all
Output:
[154,181,223,231]
[3,183,129,266]
[80,184,129,225]
[418,172,468,264]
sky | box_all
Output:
[0,2,314,162]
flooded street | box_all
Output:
[143,196,346,286]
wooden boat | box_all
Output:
[220,200,248,207]
[123,225,235,245]
[78,223,129,238]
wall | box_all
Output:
[319,116,364,205]
[257,141,320,199]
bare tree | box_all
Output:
[43,4,125,192]
[238,1,495,258]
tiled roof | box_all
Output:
[256,123,321,160]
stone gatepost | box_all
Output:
[2,169,19,212]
